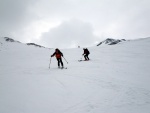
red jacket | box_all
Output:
[52,49,63,58]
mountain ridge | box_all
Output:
[1,37,49,49]
[97,38,126,46]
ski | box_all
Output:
[60,67,67,69]
[57,67,67,69]
[50,67,67,70]
[78,59,90,62]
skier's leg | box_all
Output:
[87,54,89,60]
[84,55,86,60]
[84,55,88,60]
[57,58,60,67]
[60,58,64,67]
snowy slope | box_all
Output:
[0,37,150,113]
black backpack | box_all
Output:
[85,48,90,54]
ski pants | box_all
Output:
[84,54,89,60]
[56,58,63,67]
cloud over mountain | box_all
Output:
[39,19,98,48]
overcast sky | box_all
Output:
[0,0,150,48]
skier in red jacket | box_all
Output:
[51,48,64,68]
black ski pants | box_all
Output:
[57,58,63,67]
[84,54,89,60]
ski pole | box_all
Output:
[63,56,68,64]
[81,54,83,60]
[49,57,52,69]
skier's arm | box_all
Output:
[61,52,63,57]
[51,52,56,57]
[82,51,85,55]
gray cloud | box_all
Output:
[40,19,98,48]
[0,0,37,38]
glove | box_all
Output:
[51,55,53,57]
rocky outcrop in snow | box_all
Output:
[97,38,126,46]
[26,43,46,48]
[4,37,21,43]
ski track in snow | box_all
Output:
[0,37,150,113]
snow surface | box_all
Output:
[0,37,150,113]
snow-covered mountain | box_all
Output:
[0,37,150,113]
[97,38,126,46]
[0,37,48,49]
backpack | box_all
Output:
[85,48,90,54]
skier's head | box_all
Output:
[55,48,60,52]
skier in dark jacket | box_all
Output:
[51,48,64,68]
[82,48,90,60]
